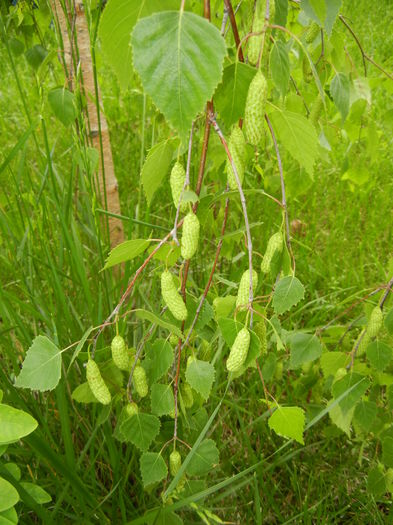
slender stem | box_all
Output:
[92,221,184,354]
[380,275,393,309]
[223,0,244,62]
[209,114,254,327]
[338,15,367,76]
[265,114,294,271]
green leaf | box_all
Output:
[120,412,160,451]
[214,62,256,127]
[275,0,288,26]
[268,406,305,445]
[103,239,151,270]
[25,45,48,70]
[186,439,219,476]
[131,11,226,140]
[20,482,51,504]
[272,275,305,315]
[185,359,215,401]
[0,478,19,512]
[0,507,18,525]
[270,41,290,97]
[213,295,236,319]
[15,336,61,392]
[0,405,38,445]
[140,452,168,487]
[330,73,350,121]
[382,437,393,468]
[385,308,393,335]
[367,341,393,371]
[154,510,183,525]
[269,110,318,176]
[141,139,176,205]
[328,401,355,436]
[98,0,178,89]
[332,373,370,414]
[320,351,350,377]
[3,464,20,482]
[71,382,98,404]
[151,384,175,416]
[367,465,387,496]
[48,88,76,127]
[353,401,377,433]
[144,340,174,384]
[289,333,322,369]
[324,0,342,35]
[135,309,183,339]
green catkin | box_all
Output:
[236,269,258,310]
[181,212,200,260]
[244,70,268,146]
[305,22,320,44]
[367,306,383,338]
[86,359,111,405]
[169,450,182,477]
[227,327,251,372]
[169,334,179,347]
[181,383,194,408]
[310,96,323,128]
[261,232,283,274]
[226,126,246,190]
[111,335,130,371]
[254,320,267,354]
[355,330,370,357]
[133,365,148,398]
[170,162,187,212]
[248,0,276,65]
[275,361,283,381]
[125,402,139,417]
[161,270,188,321]
[302,55,313,83]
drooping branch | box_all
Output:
[209,114,255,328]
[265,114,294,271]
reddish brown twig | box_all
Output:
[223,0,244,62]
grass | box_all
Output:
[1,0,393,523]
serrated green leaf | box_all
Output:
[353,401,377,433]
[332,373,369,414]
[268,406,305,445]
[131,11,226,140]
[20,482,51,504]
[214,62,256,127]
[120,413,160,451]
[103,239,151,270]
[71,382,98,404]
[151,384,175,416]
[185,359,215,400]
[141,140,176,205]
[289,333,322,369]
[367,341,393,371]
[15,336,61,392]
[328,401,355,436]
[270,41,290,97]
[98,0,178,89]
[0,405,37,445]
[269,110,318,176]
[144,340,174,384]
[272,276,305,315]
[140,452,168,487]
[0,478,19,512]
[320,351,350,377]
[330,73,350,121]
[385,308,393,335]
[48,87,76,127]
[367,465,387,496]
[186,439,219,476]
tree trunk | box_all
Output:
[50,0,123,248]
